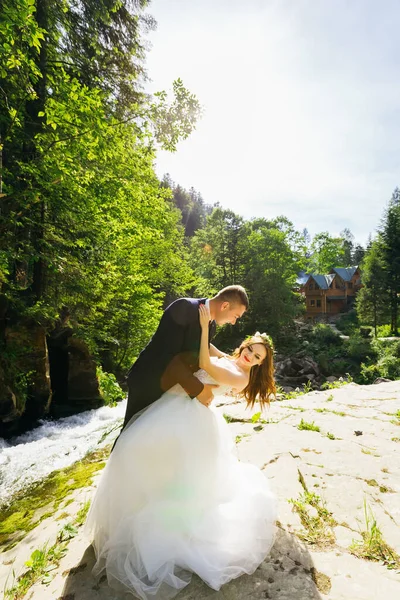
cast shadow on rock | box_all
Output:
[60,527,327,600]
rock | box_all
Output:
[373,377,392,384]
[334,525,363,548]
[50,336,103,418]
[5,323,52,420]
[0,384,19,422]
[2,380,400,600]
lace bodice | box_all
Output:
[194,356,238,396]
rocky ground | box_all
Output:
[1,380,400,600]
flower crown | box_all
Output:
[253,331,274,351]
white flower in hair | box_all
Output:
[254,331,274,350]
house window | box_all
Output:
[316,299,321,307]
[309,283,314,290]
[310,299,315,307]
[348,282,353,289]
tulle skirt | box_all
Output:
[85,385,277,599]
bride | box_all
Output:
[85,304,277,599]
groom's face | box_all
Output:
[215,302,246,326]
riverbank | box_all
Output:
[1,381,400,599]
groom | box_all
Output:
[120,285,249,431]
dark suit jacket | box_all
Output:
[123,297,216,425]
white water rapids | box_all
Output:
[0,399,127,507]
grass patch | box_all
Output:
[288,469,336,547]
[361,448,380,457]
[315,408,346,416]
[321,374,353,390]
[326,394,334,402]
[365,479,378,487]
[326,432,336,440]
[298,419,320,432]
[276,380,314,401]
[4,539,68,599]
[390,410,400,426]
[391,437,400,442]
[75,500,91,527]
[235,434,251,444]
[224,412,267,425]
[0,446,109,551]
[55,512,70,521]
[350,501,400,570]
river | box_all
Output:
[0,399,127,507]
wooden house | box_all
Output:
[301,266,362,319]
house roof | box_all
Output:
[310,274,335,289]
[296,270,309,286]
[331,266,358,281]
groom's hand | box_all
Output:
[197,384,219,407]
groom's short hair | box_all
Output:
[214,285,249,309]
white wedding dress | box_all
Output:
[85,357,277,599]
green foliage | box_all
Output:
[189,212,304,348]
[96,366,124,406]
[376,324,394,337]
[4,541,68,599]
[288,489,335,546]
[345,334,374,362]
[307,232,346,274]
[380,188,400,335]
[336,310,359,335]
[150,78,202,151]
[350,500,400,569]
[75,500,91,526]
[311,323,342,346]
[298,419,320,432]
[0,447,108,550]
[356,238,388,335]
[359,338,400,383]
[0,0,202,399]
[321,374,353,389]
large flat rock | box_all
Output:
[2,380,400,599]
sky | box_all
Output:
[144,0,400,245]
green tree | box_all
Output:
[0,0,200,404]
[241,218,303,340]
[189,208,246,293]
[356,239,388,336]
[307,232,346,274]
[380,188,400,335]
[353,244,365,265]
[340,228,354,267]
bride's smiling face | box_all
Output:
[238,343,267,369]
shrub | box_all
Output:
[376,324,393,337]
[345,334,375,362]
[312,324,342,346]
[97,366,125,406]
[336,310,359,335]
[360,326,373,338]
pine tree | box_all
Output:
[380,188,400,335]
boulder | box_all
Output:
[49,335,103,418]
[5,323,51,420]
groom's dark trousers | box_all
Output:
[121,297,216,432]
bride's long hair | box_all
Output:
[232,333,276,409]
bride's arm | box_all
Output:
[199,305,248,390]
[209,343,228,358]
